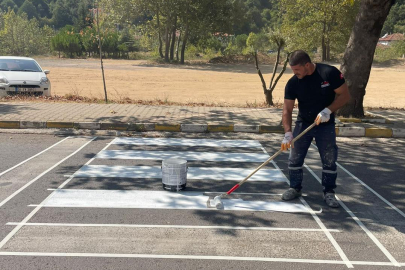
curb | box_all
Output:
[0,120,404,138]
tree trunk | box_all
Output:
[164,24,170,62]
[176,30,182,61]
[338,0,395,118]
[180,20,189,64]
[156,6,164,59]
[170,16,177,60]
[322,22,327,61]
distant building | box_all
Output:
[378,33,404,46]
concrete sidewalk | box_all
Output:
[0,102,404,137]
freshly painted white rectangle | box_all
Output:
[43,190,313,213]
[112,138,262,148]
[95,150,269,162]
[73,165,286,182]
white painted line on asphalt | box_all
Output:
[5,222,340,232]
[338,162,405,219]
[0,252,398,266]
[0,137,96,208]
[72,165,286,181]
[0,137,70,178]
[304,164,401,267]
[300,197,353,268]
[0,136,100,249]
[34,190,316,213]
[95,150,270,162]
[112,137,263,148]
[311,143,405,219]
[268,158,353,268]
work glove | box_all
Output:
[315,108,332,125]
[281,132,293,151]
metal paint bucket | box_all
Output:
[162,158,187,191]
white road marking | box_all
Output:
[310,143,405,219]
[95,150,269,162]
[304,164,401,267]
[0,136,100,249]
[0,252,399,266]
[34,190,316,213]
[266,146,353,268]
[5,222,340,232]
[72,165,286,181]
[112,137,263,148]
[0,137,70,177]
[0,137,96,208]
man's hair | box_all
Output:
[289,50,311,66]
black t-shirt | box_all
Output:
[285,63,345,124]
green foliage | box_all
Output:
[246,32,269,52]
[18,0,39,19]
[51,25,82,57]
[0,0,18,12]
[382,0,405,34]
[234,0,280,35]
[80,26,98,56]
[235,34,248,52]
[280,0,359,60]
[0,10,52,55]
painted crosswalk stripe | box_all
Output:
[72,165,286,182]
[95,150,269,162]
[38,190,314,213]
[112,138,262,148]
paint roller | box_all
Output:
[206,122,317,210]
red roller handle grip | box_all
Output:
[227,184,240,195]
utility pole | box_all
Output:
[94,0,108,103]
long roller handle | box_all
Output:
[224,122,317,196]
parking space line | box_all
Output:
[310,143,405,219]
[0,252,399,266]
[5,222,340,232]
[0,137,70,178]
[0,137,96,208]
[0,136,98,249]
[304,164,401,267]
[268,154,353,268]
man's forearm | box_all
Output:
[282,113,292,133]
[328,84,351,112]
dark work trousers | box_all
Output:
[288,121,338,193]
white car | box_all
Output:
[0,56,51,97]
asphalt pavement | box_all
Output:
[0,132,404,269]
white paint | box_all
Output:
[73,165,286,182]
[299,197,353,268]
[5,222,340,232]
[0,137,112,250]
[336,162,405,219]
[39,190,315,213]
[0,137,96,208]
[0,252,398,266]
[310,143,405,219]
[0,137,70,178]
[112,137,262,148]
[304,163,401,267]
[265,148,353,268]
[95,150,269,162]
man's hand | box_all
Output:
[281,132,293,151]
[315,108,332,125]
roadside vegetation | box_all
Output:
[0,0,404,115]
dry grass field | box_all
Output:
[37,57,405,109]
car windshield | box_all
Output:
[0,59,42,72]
